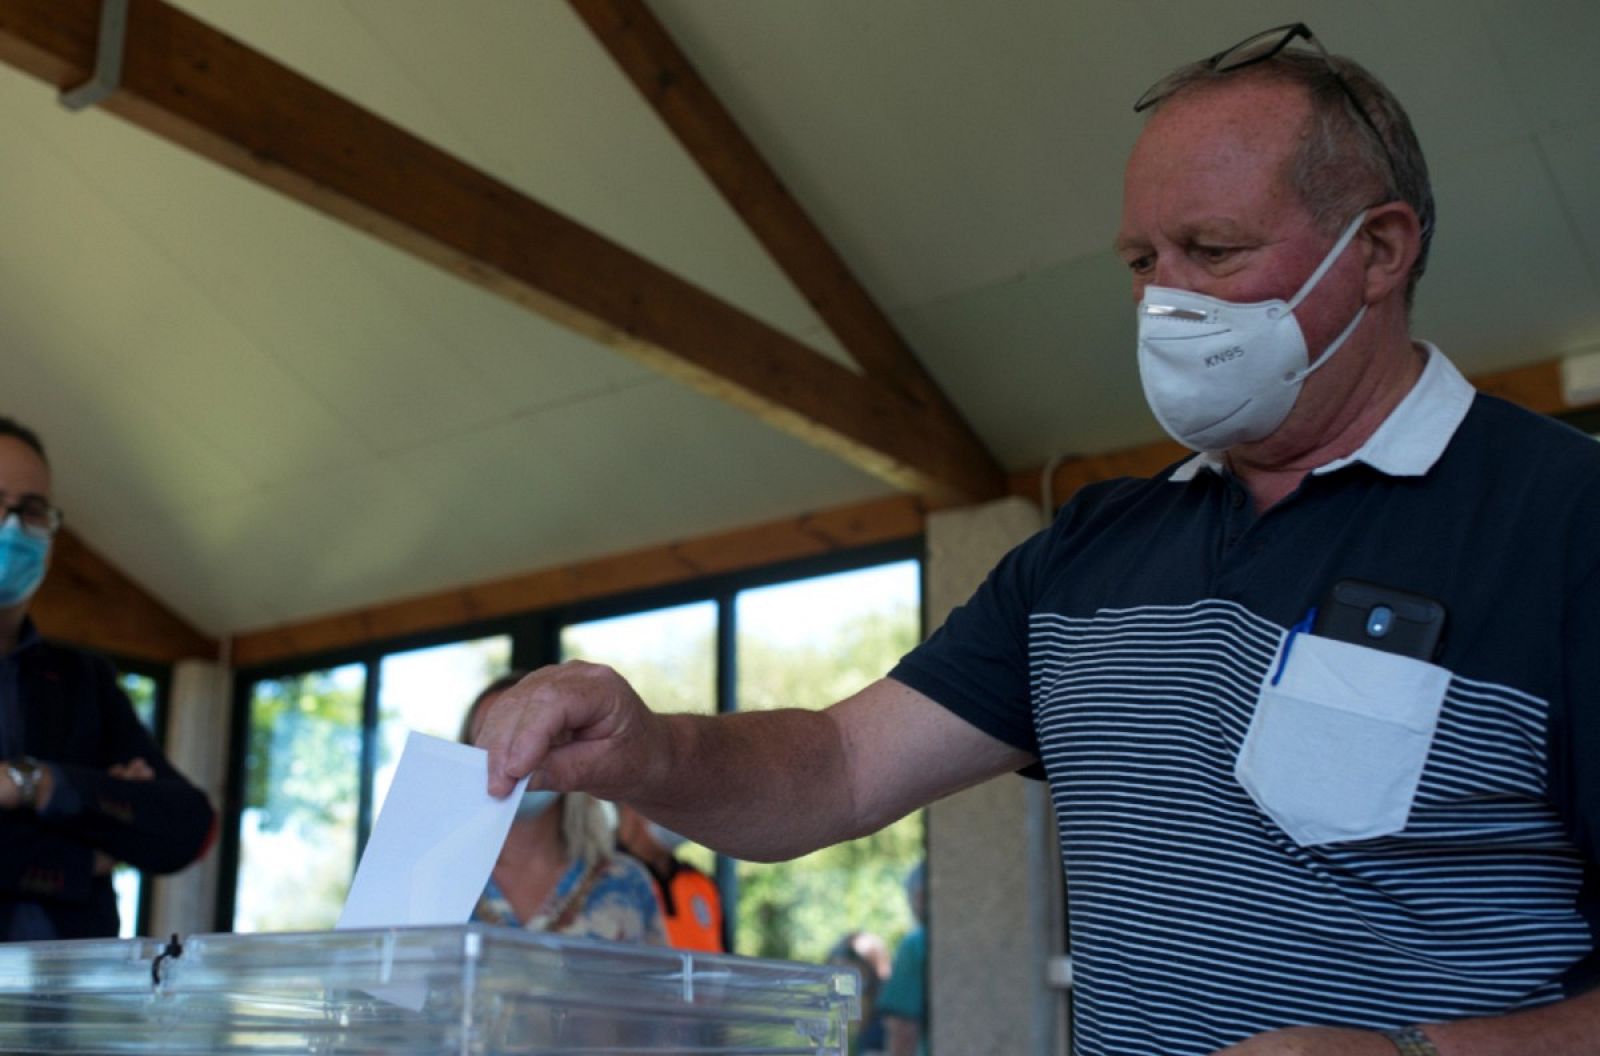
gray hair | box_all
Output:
[1146,51,1434,309]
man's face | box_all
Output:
[0,436,52,530]
[1114,76,1364,351]
[0,435,53,613]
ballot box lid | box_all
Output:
[0,923,859,1054]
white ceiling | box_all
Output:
[2,0,1597,637]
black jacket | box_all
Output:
[1,634,215,939]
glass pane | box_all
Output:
[113,672,159,938]
[561,603,718,875]
[117,672,158,732]
[373,635,512,818]
[734,561,923,963]
[233,665,365,933]
[561,602,717,717]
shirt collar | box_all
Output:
[1168,342,1473,483]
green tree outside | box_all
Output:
[735,599,923,964]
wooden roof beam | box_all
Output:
[230,493,927,668]
[0,0,1005,504]
[569,0,1001,477]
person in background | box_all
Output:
[476,24,1600,1055]
[461,673,664,943]
[875,863,926,1056]
[615,802,724,952]
[828,930,891,1056]
[0,415,215,940]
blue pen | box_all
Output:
[1271,606,1318,686]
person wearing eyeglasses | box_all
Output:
[0,416,216,941]
[475,25,1600,1056]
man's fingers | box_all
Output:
[108,757,154,781]
[479,676,571,796]
[475,660,639,798]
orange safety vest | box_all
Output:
[656,864,724,953]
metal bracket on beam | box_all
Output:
[60,0,129,112]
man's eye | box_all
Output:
[1125,255,1154,275]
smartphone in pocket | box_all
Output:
[1312,579,1447,661]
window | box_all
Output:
[227,635,512,932]
[221,544,921,950]
[561,602,716,718]
[233,664,365,932]
[113,670,161,938]
[554,555,923,960]
[733,562,923,962]
[561,602,720,879]
[373,636,511,817]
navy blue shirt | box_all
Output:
[893,350,1600,1055]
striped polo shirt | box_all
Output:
[892,346,1600,1055]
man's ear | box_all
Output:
[1359,201,1422,304]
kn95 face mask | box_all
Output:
[1136,211,1369,452]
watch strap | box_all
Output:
[1380,1025,1440,1056]
[5,757,41,809]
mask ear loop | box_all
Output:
[1278,210,1370,383]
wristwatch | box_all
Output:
[4,757,43,809]
[1380,1025,1441,1056]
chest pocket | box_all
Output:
[1235,632,1451,847]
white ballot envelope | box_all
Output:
[337,731,528,931]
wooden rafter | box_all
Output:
[32,529,217,663]
[0,0,1005,503]
[230,493,927,667]
[568,0,999,475]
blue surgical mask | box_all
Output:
[0,516,49,607]
[515,788,561,822]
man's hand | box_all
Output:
[476,661,668,799]
[1211,1026,1400,1055]
[108,757,154,781]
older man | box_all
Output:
[478,26,1599,1056]
[0,417,215,940]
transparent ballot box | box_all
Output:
[0,924,858,1054]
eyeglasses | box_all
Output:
[1133,24,1422,234]
[1,497,64,539]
